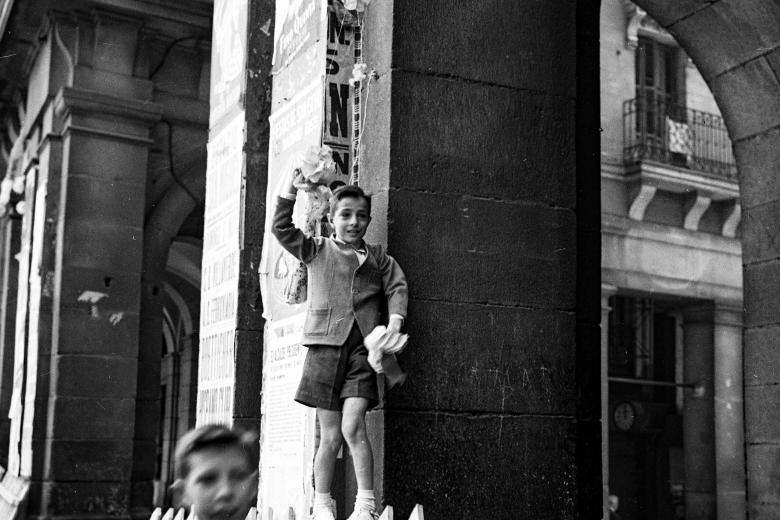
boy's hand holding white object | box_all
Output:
[364,325,409,388]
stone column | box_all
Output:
[601,284,617,520]
[3,10,164,517]
[682,305,716,520]
[357,1,600,518]
[713,304,745,520]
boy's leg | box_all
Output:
[314,407,343,493]
[342,397,376,518]
[313,407,342,519]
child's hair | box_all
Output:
[329,184,371,214]
[174,424,258,479]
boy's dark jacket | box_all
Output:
[272,196,408,346]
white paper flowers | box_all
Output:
[349,63,368,86]
[297,145,337,186]
[343,0,371,13]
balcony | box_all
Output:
[620,97,740,236]
[623,97,737,180]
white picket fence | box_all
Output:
[149,504,424,520]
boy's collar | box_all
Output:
[331,234,367,253]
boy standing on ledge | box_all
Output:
[272,172,408,520]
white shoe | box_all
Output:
[311,510,336,520]
[347,508,378,520]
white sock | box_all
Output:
[355,489,375,513]
[314,492,333,512]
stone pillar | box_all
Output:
[0,9,164,518]
[713,304,745,520]
[357,1,600,518]
[43,88,160,518]
[682,306,716,520]
[601,284,617,520]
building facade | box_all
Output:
[600,2,744,519]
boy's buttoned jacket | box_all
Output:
[272,197,408,346]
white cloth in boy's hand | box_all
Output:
[364,325,408,373]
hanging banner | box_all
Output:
[323,0,354,177]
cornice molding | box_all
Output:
[53,86,163,124]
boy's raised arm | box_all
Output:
[270,172,318,263]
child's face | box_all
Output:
[181,446,256,520]
[330,195,371,246]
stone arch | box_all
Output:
[628,2,780,518]
[131,150,206,512]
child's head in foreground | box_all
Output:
[173,424,258,520]
[329,185,372,246]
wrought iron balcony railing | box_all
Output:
[623,97,737,180]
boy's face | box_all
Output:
[330,195,371,246]
[181,445,256,520]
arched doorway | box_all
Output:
[153,238,202,506]
[609,1,780,518]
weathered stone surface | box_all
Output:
[735,119,780,209]
[389,71,576,208]
[666,0,780,79]
[49,397,135,440]
[391,300,575,414]
[65,175,146,228]
[43,481,131,517]
[634,0,713,27]
[710,57,780,142]
[48,439,134,480]
[746,443,780,515]
[745,324,780,386]
[61,222,144,273]
[134,361,161,401]
[64,132,148,183]
[53,355,137,398]
[745,384,780,444]
[382,411,577,520]
[391,0,576,97]
[234,329,263,420]
[58,266,142,315]
[575,322,601,420]
[741,201,780,263]
[743,260,780,328]
[389,190,577,309]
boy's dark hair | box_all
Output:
[329,184,371,215]
[174,424,258,479]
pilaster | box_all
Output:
[712,303,745,520]
[681,304,716,520]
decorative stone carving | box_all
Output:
[683,192,712,231]
[721,201,741,238]
[621,0,647,49]
[628,183,657,221]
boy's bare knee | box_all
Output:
[341,418,367,446]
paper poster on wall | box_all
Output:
[210,0,248,124]
[197,112,245,426]
[259,314,316,520]
[259,79,324,322]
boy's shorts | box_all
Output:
[295,323,379,411]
